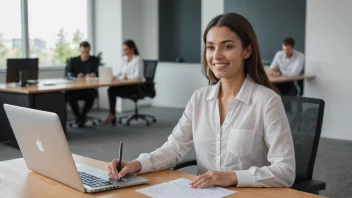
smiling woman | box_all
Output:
[107,13,296,189]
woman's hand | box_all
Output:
[189,171,238,188]
[106,159,142,179]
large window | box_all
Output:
[0,0,22,68]
[28,0,88,66]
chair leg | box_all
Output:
[118,101,155,126]
[140,114,157,123]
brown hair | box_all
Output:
[283,37,295,47]
[201,13,277,92]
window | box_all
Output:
[0,0,22,68]
[28,0,88,67]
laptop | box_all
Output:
[3,104,148,193]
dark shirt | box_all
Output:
[65,56,99,77]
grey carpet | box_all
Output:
[0,107,351,198]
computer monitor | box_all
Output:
[6,58,39,83]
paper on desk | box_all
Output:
[136,178,236,198]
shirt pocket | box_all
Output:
[226,129,254,156]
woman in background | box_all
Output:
[100,40,144,126]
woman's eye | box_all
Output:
[224,45,232,49]
[206,45,214,50]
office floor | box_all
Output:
[0,107,351,198]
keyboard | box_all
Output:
[78,172,113,188]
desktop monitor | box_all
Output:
[6,58,39,83]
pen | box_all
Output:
[117,142,123,180]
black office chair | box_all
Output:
[173,96,326,195]
[67,101,102,128]
[118,60,158,126]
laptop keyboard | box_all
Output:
[79,172,113,188]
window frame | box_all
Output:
[0,0,94,71]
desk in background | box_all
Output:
[0,79,143,146]
[0,154,324,198]
[269,74,316,84]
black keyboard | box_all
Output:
[78,172,113,188]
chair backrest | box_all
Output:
[139,60,158,99]
[281,96,325,183]
[143,60,158,83]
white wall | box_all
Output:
[94,0,123,111]
[305,0,352,140]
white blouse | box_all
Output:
[117,55,144,80]
[136,76,296,187]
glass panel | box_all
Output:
[0,0,22,68]
[28,0,87,67]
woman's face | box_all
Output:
[123,44,133,56]
[206,26,249,80]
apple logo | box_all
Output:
[36,138,44,152]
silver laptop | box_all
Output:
[3,104,148,193]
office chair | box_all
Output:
[67,98,102,128]
[173,96,326,195]
[118,60,158,126]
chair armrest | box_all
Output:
[173,159,197,170]
[291,179,326,193]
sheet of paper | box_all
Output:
[136,178,236,198]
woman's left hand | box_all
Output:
[189,171,238,188]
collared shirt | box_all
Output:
[117,55,144,80]
[270,50,305,76]
[136,76,296,187]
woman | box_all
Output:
[107,13,295,188]
[100,40,144,126]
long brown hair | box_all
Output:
[202,13,277,92]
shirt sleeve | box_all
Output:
[281,54,305,76]
[270,52,280,69]
[234,94,296,187]
[127,57,144,80]
[135,91,196,173]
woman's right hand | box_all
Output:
[106,159,142,179]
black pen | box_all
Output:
[117,142,123,180]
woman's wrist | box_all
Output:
[131,160,142,174]
[230,172,238,186]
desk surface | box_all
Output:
[0,79,144,94]
[0,155,323,198]
[269,75,316,83]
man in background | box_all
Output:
[269,37,305,95]
[65,41,99,128]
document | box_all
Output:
[136,178,236,198]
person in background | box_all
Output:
[106,13,295,188]
[269,37,305,95]
[100,40,144,126]
[65,41,99,128]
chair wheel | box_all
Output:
[126,122,130,126]
[152,119,156,123]
[146,122,150,126]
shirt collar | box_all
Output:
[206,75,255,105]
